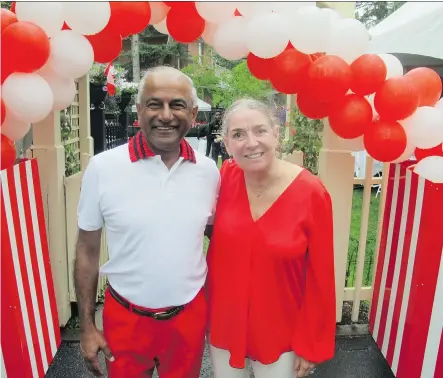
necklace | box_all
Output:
[247,175,279,198]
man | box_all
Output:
[74,66,220,378]
[205,111,222,159]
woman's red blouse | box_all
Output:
[206,161,336,368]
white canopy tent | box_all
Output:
[368,2,443,64]
[196,97,211,111]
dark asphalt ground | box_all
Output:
[45,335,395,378]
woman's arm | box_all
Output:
[291,183,336,364]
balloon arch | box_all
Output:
[1,2,443,182]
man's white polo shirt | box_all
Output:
[77,132,220,308]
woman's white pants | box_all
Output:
[210,345,296,378]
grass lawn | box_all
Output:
[347,187,380,287]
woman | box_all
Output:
[206,99,336,378]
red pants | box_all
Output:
[103,287,208,378]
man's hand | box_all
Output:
[294,355,316,377]
[80,326,114,377]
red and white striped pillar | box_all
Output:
[1,159,61,377]
[370,161,443,378]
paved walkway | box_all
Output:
[46,334,394,378]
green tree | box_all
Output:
[1,1,12,9]
[212,52,245,70]
[181,54,220,101]
[283,108,324,175]
[212,61,272,108]
[118,26,189,81]
[356,1,406,28]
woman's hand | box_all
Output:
[294,355,316,377]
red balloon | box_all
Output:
[107,2,151,38]
[86,26,122,64]
[247,53,274,81]
[166,3,205,43]
[10,2,15,13]
[1,21,50,74]
[310,52,325,62]
[307,55,352,102]
[269,48,312,94]
[328,94,373,139]
[0,134,16,171]
[364,119,407,162]
[165,1,191,8]
[406,67,442,107]
[1,9,17,32]
[350,54,387,96]
[296,91,332,119]
[1,98,5,125]
[414,144,443,161]
[374,76,420,121]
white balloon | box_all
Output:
[378,54,404,79]
[15,2,64,38]
[321,8,342,23]
[2,73,53,124]
[246,13,289,58]
[64,2,111,35]
[213,17,249,60]
[201,22,218,45]
[45,31,94,80]
[435,98,443,111]
[149,1,169,24]
[288,7,332,54]
[153,18,169,35]
[367,94,379,120]
[414,156,443,184]
[38,65,76,111]
[236,2,273,18]
[271,2,316,14]
[195,2,237,24]
[1,113,31,142]
[401,106,443,149]
[326,18,370,63]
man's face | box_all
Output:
[214,112,221,121]
[136,70,198,153]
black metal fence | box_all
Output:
[90,108,130,155]
[104,112,128,150]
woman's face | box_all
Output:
[224,108,279,173]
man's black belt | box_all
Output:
[108,285,184,320]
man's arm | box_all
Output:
[74,228,102,331]
[74,228,113,376]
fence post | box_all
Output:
[317,1,357,323]
[352,155,375,321]
[78,74,94,169]
[31,111,72,326]
[90,108,106,155]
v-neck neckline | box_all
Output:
[242,169,306,223]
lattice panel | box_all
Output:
[62,80,81,177]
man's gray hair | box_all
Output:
[222,98,279,136]
[136,66,198,107]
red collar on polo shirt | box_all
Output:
[128,130,196,163]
